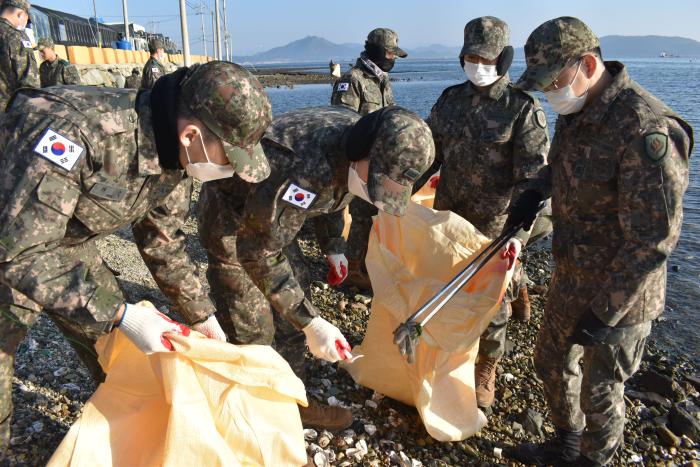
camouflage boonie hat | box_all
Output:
[367,107,435,216]
[2,0,30,13]
[180,61,273,183]
[35,37,53,51]
[460,16,510,61]
[516,16,600,91]
[366,28,408,58]
[131,67,140,74]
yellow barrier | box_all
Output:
[124,50,135,63]
[89,47,105,65]
[140,51,149,62]
[115,49,126,64]
[102,48,116,64]
[54,44,68,61]
[67,45,91,65]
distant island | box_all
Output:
[234,34,700,64]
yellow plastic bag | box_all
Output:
[48,328,308,467]
[343,200,512,441]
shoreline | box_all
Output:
[4,195,699,465]
[251,68,336,87]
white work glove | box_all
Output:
[501,238,522,271]
[191,314,227,341]
[325,253,348,286]
[302,316,351,363]
[117,303,189,354]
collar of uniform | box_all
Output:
[358,54,387,82]
[0,17,15,31]
[579,61,629,125]
[136,91,163,176]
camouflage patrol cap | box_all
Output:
[35,37,53,51]
[460,16,510,61]
[180,61,272,183]
[516,16,600,91]
[366,28,408,58]
[367,107,435,216]
[1,0,30,13]
[148,38,165,53]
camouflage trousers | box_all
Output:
[345,197,377,263]
[478,203,553,360]
[0,243,112,454]
[197,185,309,381]
[535,271,650,466]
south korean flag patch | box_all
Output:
[282,183,317,209]
[337,82,350,92]
[33,128,84,171]
[21,40,32,48]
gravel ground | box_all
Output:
[3,188,699,466]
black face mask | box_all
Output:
[365,43,395,72]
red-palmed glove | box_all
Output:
[192,314,227,341]
[501,238,522,271]
[303,317,350,363]
[428,174,440,189]
[326,253,348,286]
[116,303,190,354]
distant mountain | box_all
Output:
[600,35,700,58]
[235,34,700,64]
[236,36,362,63]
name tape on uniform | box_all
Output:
[33,129,84,171]
[282,183,316,209]
[337,82,350,92]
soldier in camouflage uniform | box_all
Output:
[331,28,407,289]
[197,105,435,431]
[0,0,38,111]
[141,38,167,90]
[420,16,550,410]
[504,17,693,467]
[0,61,272,456]
[36,37,81,87]
[124,67,141,89]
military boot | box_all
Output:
[475,357,499,408]
[511,286,531,322]
[345,259,372,290]
[298,399,353,432]
[503,429,582,466]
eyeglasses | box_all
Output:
[543,59,582,92]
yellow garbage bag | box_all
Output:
[48,328,308,467]
[342,200,513,441]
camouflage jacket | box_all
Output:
[425,75,550,241]
[0,18,38,111]
[39,58,81,87]
[0,86,215,336]
[211,106,361,329]
[529,62,693,327]
[140,56,166,90]
[124,74,140,89]
[331,56,394,115]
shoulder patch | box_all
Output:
[282,183,317,209]
[644,132,668,162]
[337,82,350,92]
[152,67,160,73]
[21,40,32,48]
[33,128,84,171]
[533,109,547,129]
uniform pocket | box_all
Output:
[0,172,80,261]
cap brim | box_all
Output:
[390,46,408,58]
[459,44,500,61]
[367,171,411,217]
[222,141,270,183]
[515,63,564,92]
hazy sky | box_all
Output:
[37,0,700,56]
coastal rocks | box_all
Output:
[517,408,545,438]
[635,369,687,401]
[669,401,700,442]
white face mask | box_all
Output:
[544,61,590,115]
[463,61,499,87]
[348,164,372,204]
[184,130,235,182]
